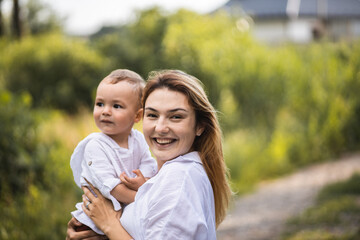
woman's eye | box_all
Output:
[171,115,183,120]
[146,113,157,118]
[114,104,122,109]
[96,102,104,107]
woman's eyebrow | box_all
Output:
[144,107,157,112]
[169,108,188,113]
[144,107,188,113]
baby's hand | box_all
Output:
[120,169,146,191]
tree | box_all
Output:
[25,0,63,35]
[0,0,4,37]
[12,0,22,39]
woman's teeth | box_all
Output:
[155,138,173,144]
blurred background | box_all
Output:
[0,0,360,239]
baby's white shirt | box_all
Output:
[70,129,157,234]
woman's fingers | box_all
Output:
[84,178,102,198]
[82,186,96,203]
[82,199,90,215]
[82,194,91,212]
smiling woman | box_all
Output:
[66,69,232,240]
[143,88,203,167]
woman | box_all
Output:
[66,70,232,240]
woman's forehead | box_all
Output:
[145,88,192,110]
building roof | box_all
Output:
[220,0,360,19]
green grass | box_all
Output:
[281,174,360,240]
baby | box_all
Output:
[70,69,157,235]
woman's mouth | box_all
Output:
[154,138,176,145]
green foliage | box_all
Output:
[0,90,41,197]
[1,6,360,239]
[0,109,95,240]
[317,174,360,203]
[224,40,360,192]
[24,0,63,35]
[0,90,59,239]
[282,174,360,240]
[283,230,358,240]
[0,33,106,112]
[162,10,259,106]
[290,196,360,225]
[92,7,169,78]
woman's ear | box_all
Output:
[134,108,143,123]
[196,124,205,137]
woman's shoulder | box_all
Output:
[164,152,203,172]
[157,152,208,186]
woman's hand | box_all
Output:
[120,169,146,191]
[66,217,103,240]
[78,180,133,240]
[82,184,122,235]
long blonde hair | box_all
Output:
[142,70,232,227]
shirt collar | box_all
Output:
[164,151,202,166]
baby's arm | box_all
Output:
[120,169,146,191]
[110,183,136,204]
[111,170,145,203]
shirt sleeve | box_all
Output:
[81,139,121,209]
[143,168,212,240]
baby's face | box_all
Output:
[93,81,140,142]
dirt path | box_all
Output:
[216,152,360,240]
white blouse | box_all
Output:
[70,129,157,234]
[120,152,216,240]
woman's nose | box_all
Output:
[155,117,169,133]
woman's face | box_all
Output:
[143,88,201,167]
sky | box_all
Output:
[4,0,229,35]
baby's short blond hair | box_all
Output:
[102,69,145,109]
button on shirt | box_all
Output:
[120,151,216,240]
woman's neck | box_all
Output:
[157,160,165,170]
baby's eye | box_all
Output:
[96,102,104,107]
[114,104,123,109]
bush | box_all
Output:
[0,33,106,113]
[0,107,96,239]
[0,90,41,198]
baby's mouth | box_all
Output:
[101,119,113,123]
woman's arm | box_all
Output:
[82,184,133,240]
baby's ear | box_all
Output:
[134,108,143,123]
